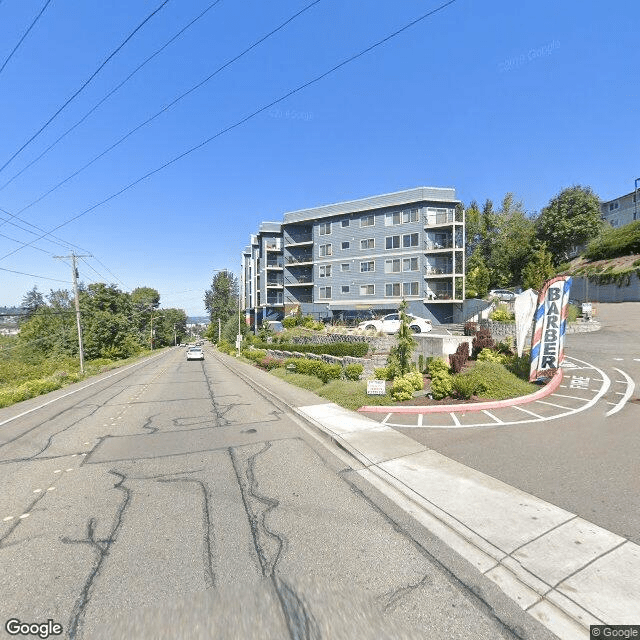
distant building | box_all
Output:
[241,187,466,327]
[600,187,639,228]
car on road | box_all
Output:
[186,346,204,361]
[358,313,433,334]
[489,289,516,302]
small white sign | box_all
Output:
[367,380,386,395]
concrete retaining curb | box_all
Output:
[358,368,564,414]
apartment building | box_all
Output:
[241,187,465,327]
[600,186,639,228]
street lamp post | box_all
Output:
[150,311,164,350]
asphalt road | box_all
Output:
[0,346,545,640]
[392,303,640,545]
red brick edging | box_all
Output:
[358,368,564,414]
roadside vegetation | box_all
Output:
[0,284,187,409]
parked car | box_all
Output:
[358,313,433,334]
[325,309,378,327]
[265,320,284,333]
[489,289,516,302]
[186,347,204,361]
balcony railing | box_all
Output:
[286,294,313,304]
[424,264,453,275]
[424,239,453,250]
[424,211,455,225]
[285,255,313,264]
[265,243,282,251]
[266,278,284,287]
[424,288,454,300]
[285,275,313,285]
[284,227,313,245]
[266,298,284,306]
[266,259,283,268]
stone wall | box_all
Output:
[479,319,601,342]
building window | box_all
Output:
[319,244,332,257]
[385,259,400,273]
[319,222,331,235]
[609,202,619,211]
[341,263,350,271]
[360,261,375,273]
[341,241,350,250]
[403,281,419,296]
[385,283,400,297]
[403,209,419,223]
[342,219,350,227]
[341,285,350,294]
[403,257,418,271]
[360,284,375,296]
[360,238,375,250]
[385,235,400,249]
[318,286,331,299]
[385,211,401,226]
[319,264,331,277]
[402,233,419,248]
[360,214,375,227]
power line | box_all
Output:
[0,0,225,192]
[11,0,321,217]
[0,229,53,254]
[1,0,458,259]
[0,265,71,283]
[88,255,129,290]
[0,205,90,253]
[0,0,172,175]
[0,0,53,78]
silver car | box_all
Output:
[186,347,204,361]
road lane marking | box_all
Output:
[19,513,30,519]
[381,413,392,424]
[535,400,574,410]
[417,413,423,427]
[606,368,636,417]
[3,516,14,521]
[513,406,544,418]
[613,358,624,361]
[551,393,590,401]
[482,410,502,423]
[450,413,461,426]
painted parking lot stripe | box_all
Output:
[606,368,636,417]
[551,393,591,401]
[513,405,544,418]
[535,400,575,410]
[450,413,461,426]
[482,410,502,423]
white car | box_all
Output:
[186,347,204,361]
[358,313,433,334]
[489,289,516,301]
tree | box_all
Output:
[204,271,238,343]
[521,244,556,291]
[131,287,160,310]
[389,300,416,376]
[21,286,45,320]
[465,251,490,298]
[464,200,482,259]
[536,185,602,264]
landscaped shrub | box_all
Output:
[450,342,470,374]
[430,369,453,400]
[343,364,364,381]
[477,348,507,365]
[418,354,424,373]
[319,363,343,383]
[490,305,514,323]
[403,371,424,391]
[452,361,537,400]
[374,366,395,381]
[504,352,530,380]
[463,322,478,336]
[472,328,495,358]
[282,317,297,329]
[391,376,415,402]
[252,341,369,357]
[584,220,640,260]
[451,374,481,399]
[258,356,283,370]
[426,357,450,378]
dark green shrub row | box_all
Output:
[584,221,640,260]
[253,341,369,357]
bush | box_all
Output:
[450,342,470,374]
[472,328,495,358]
[257,356,283,370]
[477,348,507,364]
[452,361,537,400]
[426,357,450,377]
[282,317,297,329]
[504,352,530,380]
[430,369,453,400]
[374,366,396,381]
[252,341,369,358]
[403,371,424,391]
[319,363,342,383]
[217,339,234,354]
[390,376,415,402]
[343,364,364,381]
[584,220,640,260]
[567,304,579,323]
[490,305,514,323]
[463,322,478,336]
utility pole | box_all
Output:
[54,252,91,375]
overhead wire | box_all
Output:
[1,0,457,260]
[0,265,71,283]
[0,0,53,78]
[0,0,172,175]
[0,0,225,193]
[11,0,322,218]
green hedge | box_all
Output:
[253,341,369,357]
[584,221,640,260]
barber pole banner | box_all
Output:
[529,276,572,382]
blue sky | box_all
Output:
[0,0,638,316]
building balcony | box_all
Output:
[265,243,283,252]
[424,239,453,251]
[266,280,284,288]
[424,264,453,276]
[285,255,313,265]
[265,260,283,269]
[285,275,313,286]
[286,294,313,304]
[284,227,313,245]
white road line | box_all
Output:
[613,358,624,361]
[450,412,461,426]
[417,414,423,427]
[0,351,166,428]
[634,358,640,362]
[551,393,591,402]
[535,400,574,410]
[513,405,544,418]
[606,368,636,417]
[482,410,503,423]
[381,413,392,424]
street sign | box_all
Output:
[367,380,386,395]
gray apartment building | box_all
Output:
[241,187,466,327]
[600,186,639,228]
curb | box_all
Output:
[358,368,564,414]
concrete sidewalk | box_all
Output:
[217,352,640,640]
